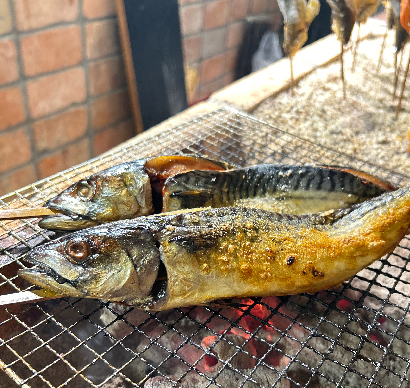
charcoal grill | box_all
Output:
[0,107,409,387]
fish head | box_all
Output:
[19,225,161,305]
[39,162,154,230]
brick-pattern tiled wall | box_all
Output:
[0,0,134,196]
[178,0,281,103]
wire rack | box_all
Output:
[0,107,409,388]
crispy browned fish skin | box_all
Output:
[20,186,410,310]
[39,155,232,231]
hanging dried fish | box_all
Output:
[277,0,321,88]
[327,0,356,45]
[349,0,381,71]
[326,0,356,96]
[354,0,381,22]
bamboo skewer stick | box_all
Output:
[395,48,410,118]
[351,23,361,72]
[0,290,65,306]
[377,25,389,72]
[0,208,57,220]
[340,41,346,98]
[0,277,169,306]
[289,56,295,96]
[393,48,405,99]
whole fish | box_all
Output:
[39,155,232,231]
[40,161,395,231]
[19,186,410,310]
[278,0,321,57]
[326,0,356,44]
[162,164,395,214]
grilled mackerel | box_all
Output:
[39,160,394,231]
[20,186,410,310]
[163,164,395,214]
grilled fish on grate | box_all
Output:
[20,185,410,310]
[39,159,395,231]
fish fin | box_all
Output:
[169,232,218,253]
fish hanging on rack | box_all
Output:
[349,0,381,71]
[326,0,380,94]
[277,0,321,89]
[17,185,410,310]
[326,0,356,97]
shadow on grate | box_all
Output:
[0,107,409,387]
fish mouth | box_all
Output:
[38,213,99,231]
[19,267,83,297]
[39,197,100,230]
[19,253,84,297]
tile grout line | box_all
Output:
[6,0,39,183]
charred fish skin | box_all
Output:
[163,164,394,214]
[20,186,410,310]
[39,155,232,231]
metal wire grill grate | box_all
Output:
[0,107,409,388]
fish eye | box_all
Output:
[65,240,89,261]
[76,182,94,199]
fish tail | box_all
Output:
[333,185,410,230]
